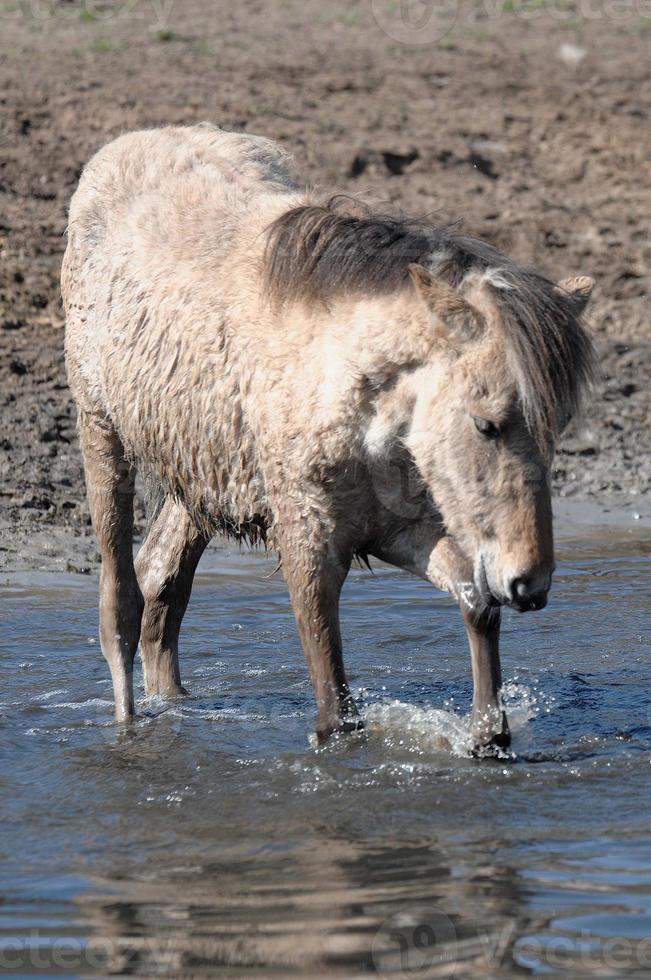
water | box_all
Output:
[1,527,650,977]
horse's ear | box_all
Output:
[408,264,484,343]
[556,275,594,314]
[408,263,458,310]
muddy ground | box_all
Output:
[0,0,649,570]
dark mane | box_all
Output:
[263,197,596,443]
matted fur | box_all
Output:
[62,124,598,740]
[264,199,596,445]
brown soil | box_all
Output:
[1,0,649,565]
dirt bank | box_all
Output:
[1,0,649,570]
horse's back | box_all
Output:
[62,125,297,518]
[62,125,297,408]
[65,123,297,257]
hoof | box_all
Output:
[471,727,512,759]
[168,684,190,698]
[470,711,511,758]
[341,717,365,735]
[150,683,189,699]
[315,716,365,745]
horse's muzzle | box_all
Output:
[507,575,549,612]
[474,556,550,612]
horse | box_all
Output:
[61,124,595,753]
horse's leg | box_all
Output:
[278,529,359,743]
[135,498,210,698]
[460,605,509,751]
[78,412,142,722]
[369,522,510,752]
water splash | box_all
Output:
[362,681,551,758]
[364,700,475,756]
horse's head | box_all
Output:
[388,264,595,612]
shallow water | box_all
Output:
[1,528,650,978]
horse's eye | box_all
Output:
[473,416,500,439]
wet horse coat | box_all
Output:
[62,124,595,750]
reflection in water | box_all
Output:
[0,531,650,976]
[77,836,528,976]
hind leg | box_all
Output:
[135,498,209,698]
[79,412,143,722]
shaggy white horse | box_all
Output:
[62,124,595,751]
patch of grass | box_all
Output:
[498,0,572,10]
[462,27,489,40]
[556,16,582,29]
[340,8,360,25]
[190,39,215,56]
[156,29,178,43]
[79,9,98,22]
[91,37,113,52]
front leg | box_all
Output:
[278,527,361,743]
[370,521,510,754]
[462,605,510,754]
